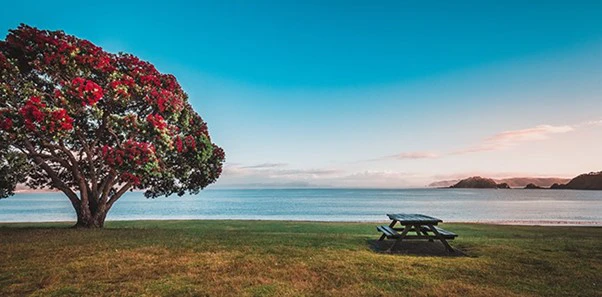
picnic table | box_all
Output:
[377,213,458,252]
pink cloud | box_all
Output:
[451,124,574,155]
[370,151,439,162]
[374,120,594,161]
[240,163,288,169]
[391,151,440,159]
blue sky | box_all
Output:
[2,1,602,187]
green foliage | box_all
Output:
[0,149,30,198]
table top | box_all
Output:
[386,213,443,224]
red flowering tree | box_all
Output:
[0,25,225,228]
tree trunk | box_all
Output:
[69,181,130,228]
[73,207,107,228]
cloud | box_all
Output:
[451,124,574,155]
[214,181,315,189]
[575,119,602,127]
[376,119,598,161]
[223,163,340,177]
[317,171,423,188]
[429,171,570,181]
[487,125,573,142]
[274,169,341,176]
[239,163,288,169]
[379,151,440,160]
[372,124,573,161]
[365,151,439,162]
[218,163,344,188]
[217,163,425,188]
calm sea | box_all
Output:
[0,189,601,225]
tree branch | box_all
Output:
[99,170,117,205]
[22,140,80,208]
[75,129,99,200]
[106,182,132,210]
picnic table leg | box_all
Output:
[388,225,411,252]
[421,226,434,242]
[379,220,397,241]
[413,225,422,236]
[426,224,455,253]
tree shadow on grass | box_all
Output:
[368,239,470,257]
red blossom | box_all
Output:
[19,96,46,130]
[172,135,198,153]
[184,135,196,150]
[16,97,73,133]
[70,77,103,106]
[101,140,156,168]
[195,122,209,137]
[94,55,112,71]
[101,145,125,166]
[162,74,178,92]
[211,146,225,176]
[24,119,35,130]
[212,146,225,160]
[174,136,184,153]
[0,52,8,69]
[145,89,183,113]
[0,117,13,131]
[101,145,110,156]
[120,172,141,185]
[53,89,63,98]
[140,74,160,86]
[109,76,135,97]
[146,113,167,130]
[50,109,73,131]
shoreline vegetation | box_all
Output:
[1,220,600,296]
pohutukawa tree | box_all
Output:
[0,24,225,228]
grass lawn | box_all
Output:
[0,220,600,297]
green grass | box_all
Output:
[0,220,600,296]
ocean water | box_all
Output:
[0,188,601,225]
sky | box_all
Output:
[2,1,602,188]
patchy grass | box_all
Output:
[0,221,600,296]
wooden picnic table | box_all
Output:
[377,213,457,252]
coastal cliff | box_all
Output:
[449,176,510,189]
[551,172,602,190]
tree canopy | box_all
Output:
[0,24,225,227]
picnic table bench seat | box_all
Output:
[377,225,457,240]
[431,226,457,239]
[376,225,400,239]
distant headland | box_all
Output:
[429,177,569,188]
[434,172,602,190]
[448,176,510,189]
[550,172,602,190]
